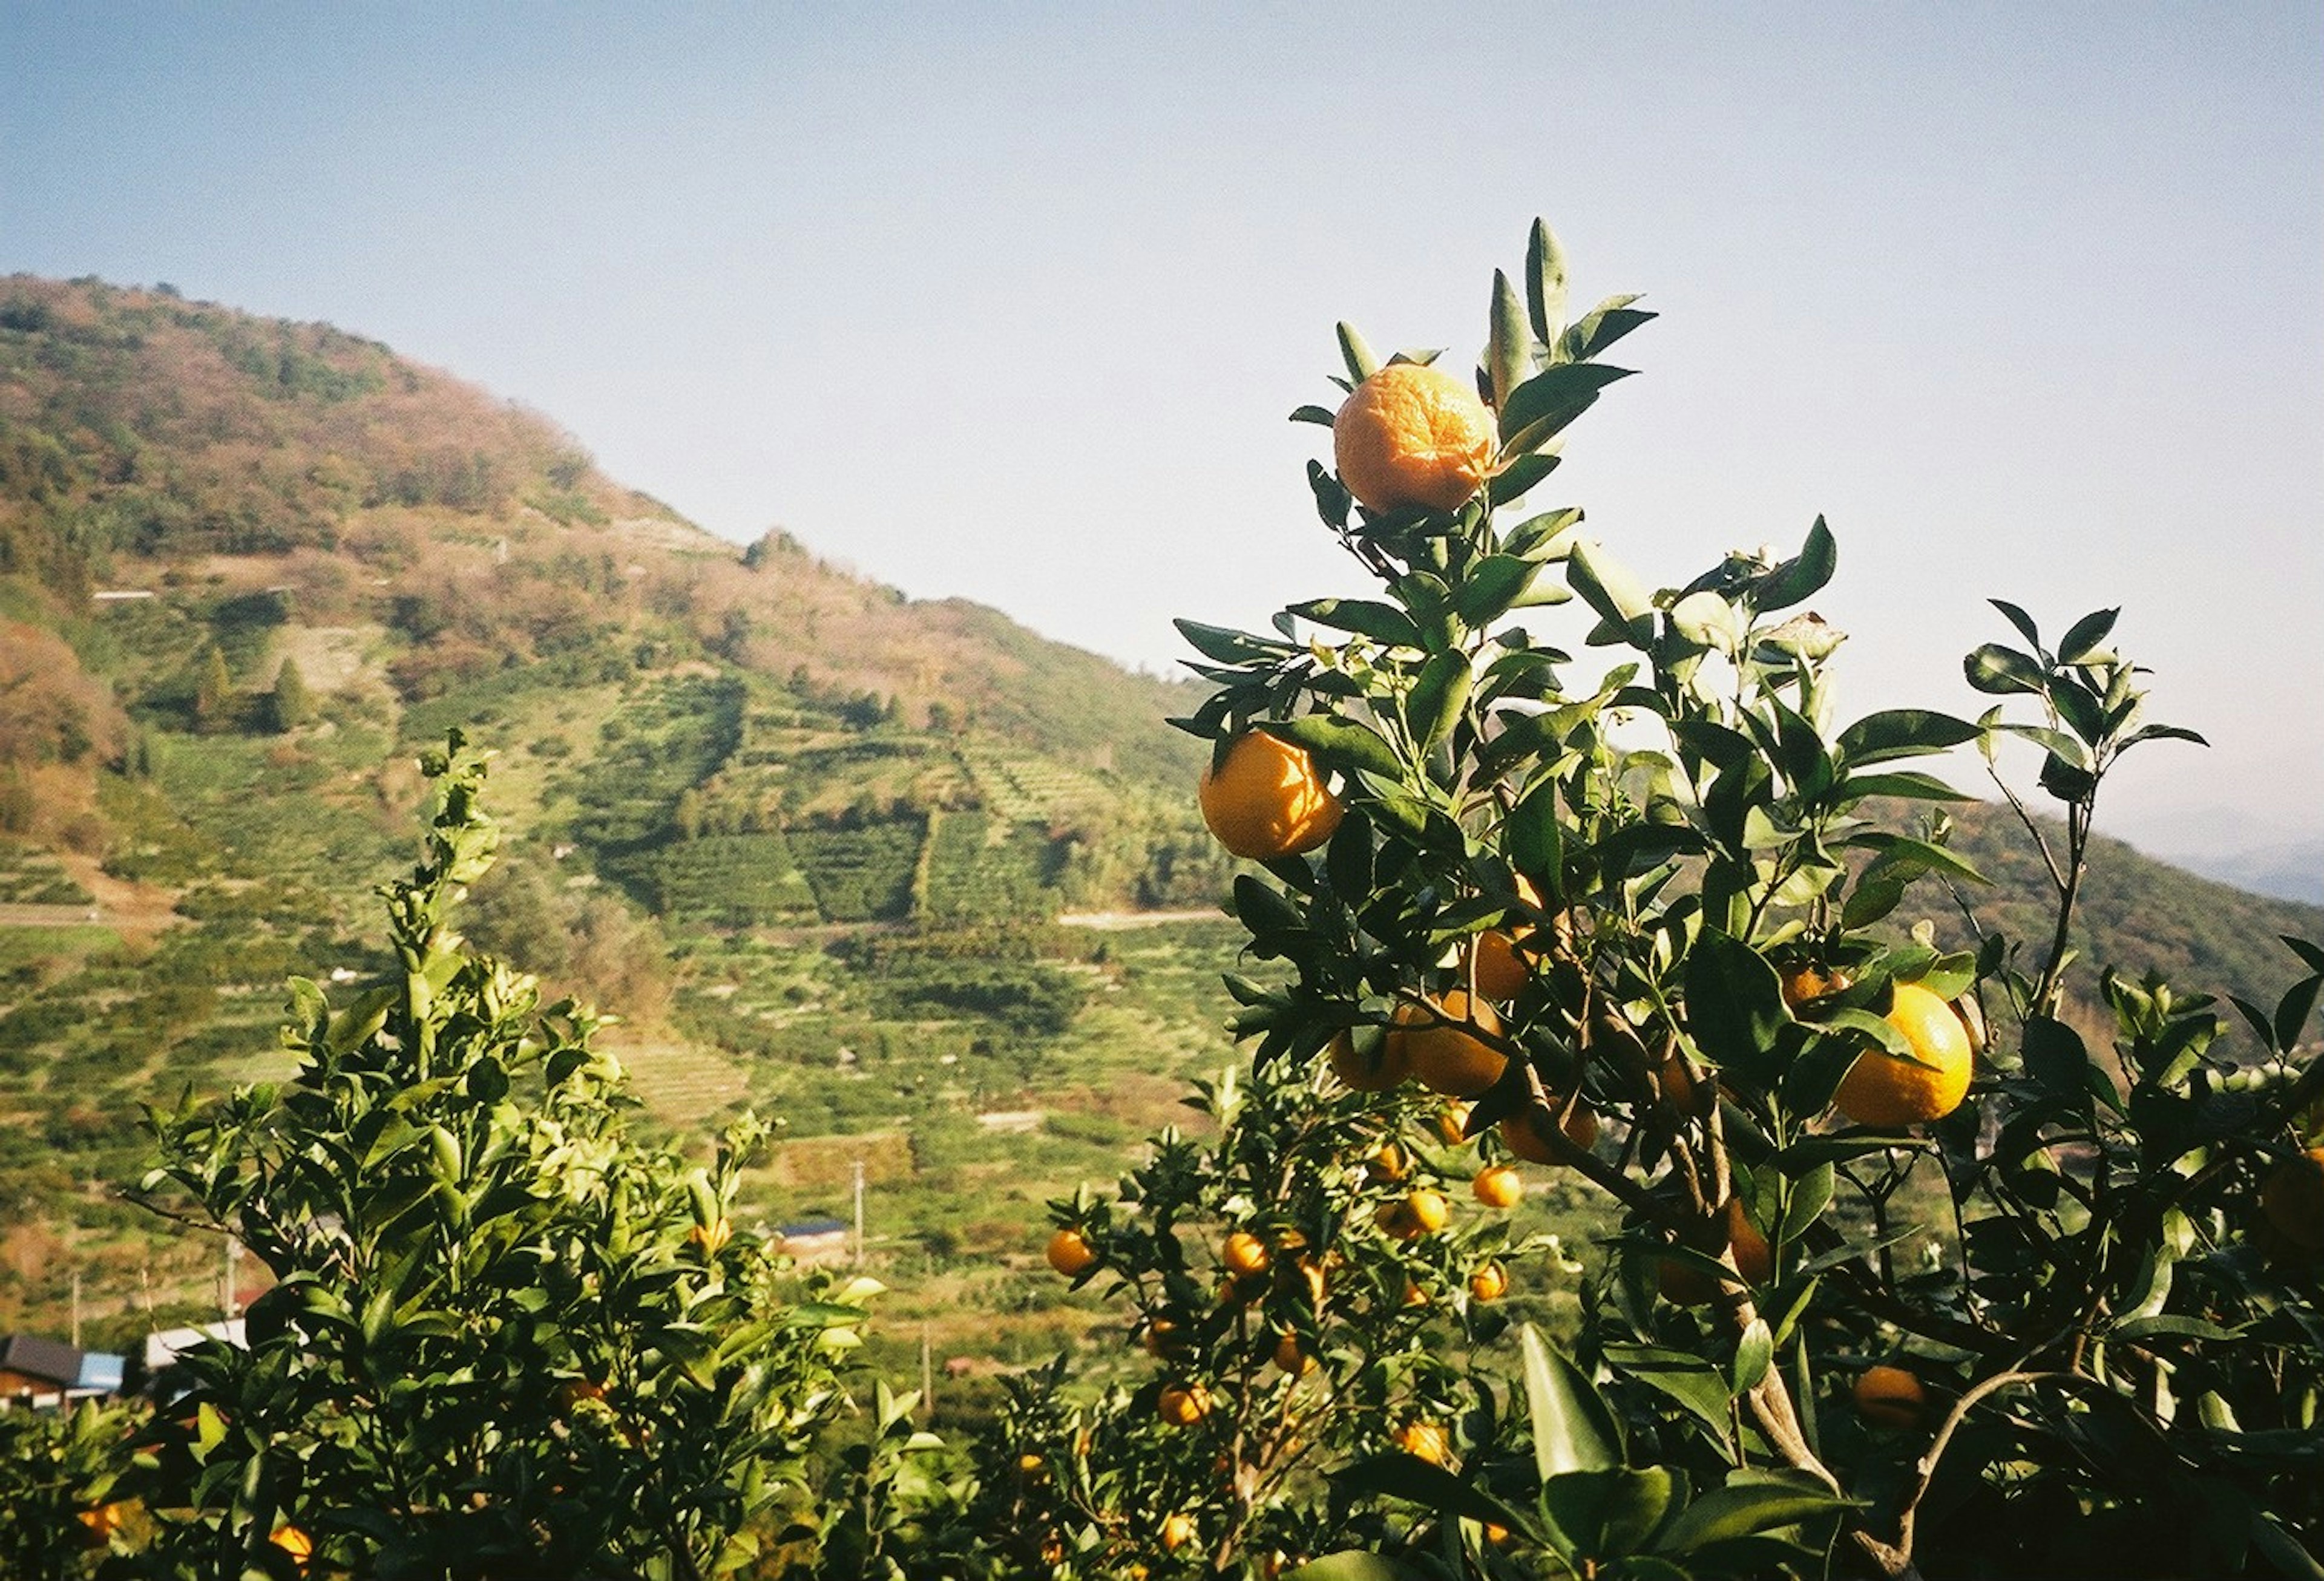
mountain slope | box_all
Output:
[0,275,2316,1349]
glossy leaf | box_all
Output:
[1292,597,1425,649]
[1523,1324,1622,1480]
[1754,517,1836,612]
[1526,217,1568,344]
[2058,606,2119,664]
[1655,1470,1856,1554]
[1488,268,1530,407]
[1684,930,1788,1077]
[1964,644,2047,696]
[1500,362,1633,450]
[1260,716,1404,782]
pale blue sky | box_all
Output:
[5,2,2320,855]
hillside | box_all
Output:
[0,275,2316,1360]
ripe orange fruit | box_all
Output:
[1296,1254,1330,1308]
[1141,1318,1189,1359]
[1466,876,1548,1000]
[76,1500,136,1548]
[1834,983,1974,1127]
[1402,1188,1450,1235]
[1400,1277,1431,1309]
[1780,962,1853,1010]
[1272,1331,1314,1375]
[1328,1029,1410,1092]
[1468,1263,1509,1302]
[1472,1165,1523,1208]
[1435,1101,1474,1145]
[553,1378,608,1414]
[1334,362,1497,514]
[1659,1050,1700,1111]
[1046,1228,1098,1277]
[1362,1139,1410,1182]
[1468,931,1531,1001]
[1199,731,1344,860]
[1158,1383,1211,1426]
[1500,1098,1599,1163]
[1223,1230,1272,1275]
[1394,1419,1451,1466]
[1161,1513,1198,1552]
[2262,1147,2324,1251]
[1390,992,1507,1097]
[1854,1364,1928,1429]
[271,1525,313,1569]
[1658,1198,1773,1304]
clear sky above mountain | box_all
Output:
[5,2,2320,859]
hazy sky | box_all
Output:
[5,2,2320,856]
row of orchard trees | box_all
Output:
[4,221,2321,1581]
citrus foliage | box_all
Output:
[1014,1060,1570,1576]
[119,734,882,1579]
[1145,220,2324,1578]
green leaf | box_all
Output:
[2058,607,2119,664]
[2023,1016,2092,1107]
[1503,506,1584,561]
[1754,517,1836,612]
[1406,652,1474,756]
[1284,1555,1432,1581]
[1335,1453,1540,1538]
[1175,617,1285,664]
[1455,554,1546,627]
[1233,874,1303,939]
[1491,451,1561,504]
[1836,709,1984,767]
[2248,1514,2324,1581]
[1602,1343,1735,1439]
[1846,832,1991,887]
[1488,268,1530,407]
[1683,931,1788,1079]
[1566,540,1655,647]
[1523,1323,1622,1479]
[2109,1314,2242,1344]
[1262,716,1404,782]
[1504,781,1565,893]
[1500,363,1633,450]
[1292,597,1425,649]
[1526,218,1568,344]
[1541,1468,1678,1562]
[1836,770,1975,804]
[2279,974,2324,1053]
[1729,1318,1774,1395]
[1989,598,2046,653]
[1561,296,1655,362]
[1656,1471,1854,1554]
[1777,1162,1835,1243]
[1338,321,1380,383]
[1965,643,2047,696]
[1290,403,1338,427]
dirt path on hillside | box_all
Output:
[1055,909,1224,929]
[0,854,181,946]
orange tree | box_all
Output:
[1003,1058,1573,1577]
[1140,221,2322,1579]
[117,735,884,1580]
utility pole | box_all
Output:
[70,1269,82,1349]
[852,1159,867,1268]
